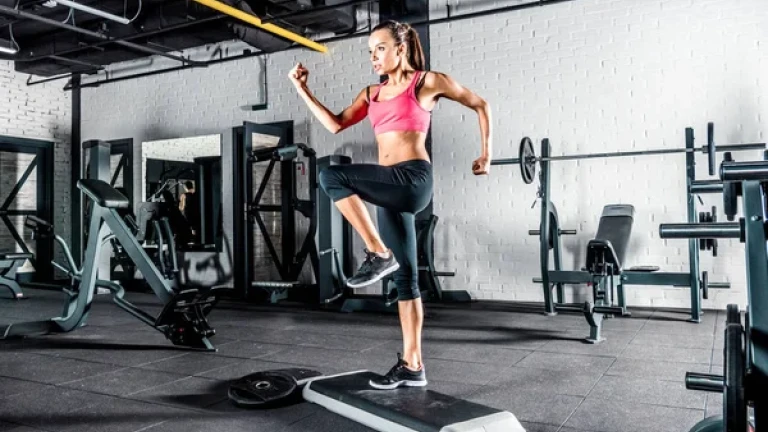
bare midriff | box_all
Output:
[376,130,431,166]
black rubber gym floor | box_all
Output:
[0,289,723,432]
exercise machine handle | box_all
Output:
[659,223,741,239]
[685,372,723,393]
[720,160,768,181]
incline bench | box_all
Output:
[538,204,726,343]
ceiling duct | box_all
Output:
[228,0,294,53]
[7,0,357,77]
[242,0,356,35]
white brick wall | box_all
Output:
[80,0,768,310]
[0,60,71,273]
[429,0,768,310]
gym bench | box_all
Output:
[538,204,728,343]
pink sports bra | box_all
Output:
[367,71,431,135]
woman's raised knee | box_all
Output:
[319,167,339,190]
[319,166,354,201]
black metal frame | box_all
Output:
[250,148,300,268]
[0,136,54,281]
[230,120,324,302]
[227,125,247,298]
[71,75,82,264]
[108,139,135,202]
[225,121,345,303]
[247,142,321,303]
[228,121,294,299]
[195,155,222,247]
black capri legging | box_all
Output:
[318,159,433,300]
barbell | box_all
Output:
[492,123,766,184]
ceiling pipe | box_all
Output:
[0,36,16,54]
[53,0,131,25]
[49,54,103,69]
[0,4,205,66]
[16,15,227,62]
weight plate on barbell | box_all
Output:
[519,137,536,185]
[723,181,738,221]
[723,322,747,432]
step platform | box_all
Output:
[303,371,525,432]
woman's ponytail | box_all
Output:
[406,26,425,71]
[372,20,426,70]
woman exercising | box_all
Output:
[289,20,492,390]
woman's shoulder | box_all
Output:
[416,70,451,89]
[418,70,451,83]
[362,83,380,103]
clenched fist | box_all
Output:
[288,62,309,88]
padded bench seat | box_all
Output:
[586,204,635,273]
[77,179,130,209]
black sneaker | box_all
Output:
[346,249,399,289]
[369,353,427,390]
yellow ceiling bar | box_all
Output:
[192,0,328,53]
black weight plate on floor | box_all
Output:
[228,368,323,408]
[228,371,298,408]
